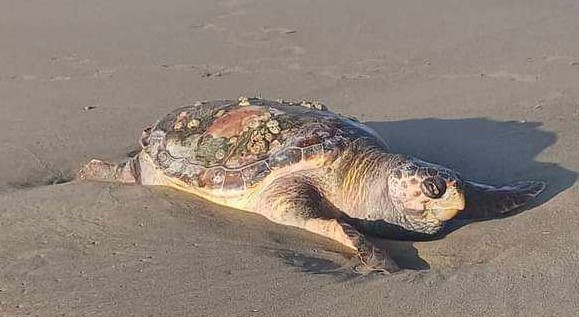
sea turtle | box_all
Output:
[78,97,545,272]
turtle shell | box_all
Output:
[140,98,386,191]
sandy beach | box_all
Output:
[1,0,578,316]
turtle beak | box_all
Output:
[425,181,466,221]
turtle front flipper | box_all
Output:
[252,176,399,273]
[304,218,400,273]
[459,180,546,219]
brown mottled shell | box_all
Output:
[140,98,386,191]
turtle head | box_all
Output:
[386,158,466,234]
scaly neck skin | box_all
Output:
[329,144,404,222]
[328,145,447,238]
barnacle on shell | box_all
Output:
[251,130,265,141]
[266,120,281,134]
[187,119,200,129]
[213,172,224,184]
[238,96,251,107]
[247,139,268,155]
[300,100,326,110]
[215,149,226,160]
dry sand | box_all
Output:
[1,0,578,316]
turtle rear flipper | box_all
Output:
[460,180,546,219]
[77,157,140,184]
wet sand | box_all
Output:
[1,0,578,316]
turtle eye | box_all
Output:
[420,176,447,199]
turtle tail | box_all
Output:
[460,180,546,219]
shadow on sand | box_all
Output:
[358,118,576,271]
[153,118,575,274]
